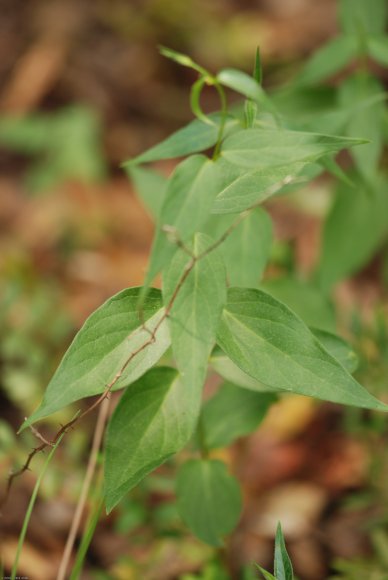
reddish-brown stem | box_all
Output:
[0,172,297,511]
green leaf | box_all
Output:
[216,287,388,410]
[244,99,258,128]
[176,459,242,546]
[125,114,234,166]
[163,233,226,398]
[261,277,336,332]
[211,158,304,214]
[339,0,387,36]
[144,155,222,286]
[205,208,272,285]
[210,347,277,393]
[220,128,366,170]
[368,35,388,66]
[255,566,276,580]
[0,114,51,153]
[339,73,385,180]
[159,46,209,77]
[319,155,355,187]
[201,382,276,449]
[310,329,358,374]
[21,288,170,429]
[271,85,337,119]
[128,165,167,219]
[217,69,277,115]
[253,46,262,85]
[105,367,196,512]
[217,69,255,97]
[295,35,358,85]
[318,176,388,289]
[0,107,106,193]
[274,523,294,580]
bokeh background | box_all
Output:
[1,1,388,578]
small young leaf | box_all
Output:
[217,69,277,115]
[318,176,388,290]
[21,288,170,429]
[128,165,167,219]
[201,382,276,449]
[176,459,242,546]
[144,155,221,286]
[216,287,388,410]
[105,367,198,512]
[244,99,258,128]
[221,128,366,170]
[295,36,358,85]
[163,232,226,399]
[159,46,209,77]
[255,566,276,580]
[274,523,294,580]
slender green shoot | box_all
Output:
[69,496,104,580]
[11,433,65,580]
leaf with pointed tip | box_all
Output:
[21,288,170,430]
[144,155,222,287]
[318,176,388,290]
[319,155,355,187]
[127,165,167,219]
[105,367,197,512]
[274,523,294,580]
[125,114,237,166]
[255,566,276,580]
[159,46,209,76]
[163,233,226,397]
[221,128,366,169]
[201,382,276,449]
[295,36,358,85]
[216,287,388,410]
[176,459,242,546]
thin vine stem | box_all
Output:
[1,172,298,512]
[212,81,228,160]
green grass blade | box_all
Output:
[11,433,65,580]
[69,496,104,580]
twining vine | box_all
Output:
[0,173,296,512]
